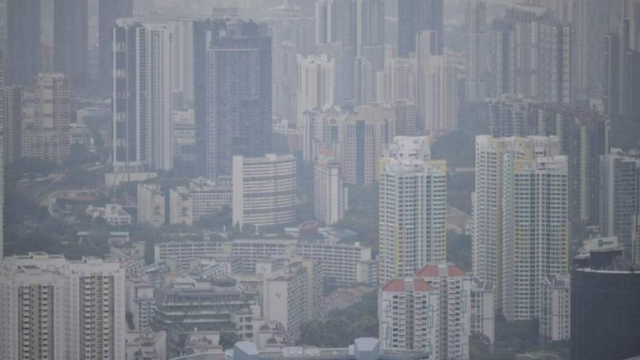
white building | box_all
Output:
[86,204,132,225]
[232,154,296,227]
[138,183,166,227]
[502,155,569,321]
[473,136,561,309]
[421,56,458,135]
[154,238,373,286]
[471,277,495,345]
[0,253,126,360]
[314,149,348,225]
[170,20,194,110]
[113,20,173,172]
[539,274,571,342]
[378,278,440,352]
[378,137,447,285]
[375,57,416,104]
[173,109,196,162]
[169,177,233,225]
[297,54,336,126]
[127,278,155,331]
[263,259,323,342]
[416,264,472,360]
[169,186,193,225]
[125,331,167,360]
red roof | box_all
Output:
[415,264,467,278]
[414,279,435,292]
[381,279,405,292]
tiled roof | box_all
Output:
[415,264,467,278]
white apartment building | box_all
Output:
[297,54,336,126]
[471,278,495,345]
[138,183,166,227]
[539,274,571,342]
[299,105,345,163]
[314,149,348,225]
[86,204,132,225]
[473,135,561,309]
[0,253,126,360]
[502,156,569,321]
[378,278,440,352]
[263,259,323,343]
[416,264,472,360]
[169,186,193,225]
[169,177,233,225]
[378,137,447,285]
[421,56,458,135]
[341,105,396,186]
[126,278,155,331]
[173,109,196,162]
[375,57,416,104]
[232,154,296,227]
[465,0,488,103]
[154,238,373,285]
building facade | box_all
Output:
[378,137,446,285]
[296,54,336,126]
[0,253,126,360]
[314,149,348,225]
[540,274,570,342]
[138,183,166,227]
[232,154,296,227]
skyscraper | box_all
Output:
[3,85,22,165]
[113,20,174,172]
[203,20,272,178]
[378,137,446,285]
[473,136,561,308]
[599,150,640,258]
[0,253,126,359]
[421,56,458,135]
[314,149,348,225]
[22,73,70,164]
[357,0,386,71]
[502,155,569,321]
[465,0,488,102]
[341,105,396,185]
[297,54,336,126]
[6,0,40,88]
[397,0,443,57]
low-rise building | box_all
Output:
[125,331,167,360]
[87,203,132,225]
[169,178,233,225]
[127,278,156,331]
[138,183,166,227]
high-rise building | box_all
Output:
[473,136,561,308]
[471,277,496,345]
[397,0,443,58]
[113,20,174,172]
[571,245,640,360]
[170,20,195,110]
[3,85,22,164]
[540,274,571,342]
[357,0,386,71]
[21,73,70,164]
[599,150,640,258]
[465,0,488,102]
[299,105,344,163]
[297,54,336,126]
[203,20,272,178]
[314,149,348,225]
[6,0,40,88]
[421,56,458,135]
[263,259,323,343]
[354,56,375,106]
[502,155,569,321]
[604,19,640,119]
[391,100,418,136]
[487,5,571,104]
[375,57,416,104]
[0,252,126,360]
[341,105,396,185]
[415,30,437,131]
[379,277,440,351]
[378,137,446,285]
[416,264,472,360]
[0,129,3,260]
[232,154,296,227]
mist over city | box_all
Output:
[0,0,639,360]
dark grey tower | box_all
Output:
[54,0,89,89]
[203,20,272,178]
[397,0,443,57]
[7,0,40,88]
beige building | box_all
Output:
[314,149,348,225]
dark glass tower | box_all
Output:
[7,0,40,88]
[397,0,443,57]
[200,20,272,178]
[571,248,640,360]
[53,0,89,89]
